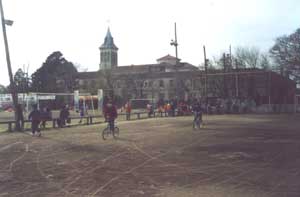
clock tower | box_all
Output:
[99,28,118,70]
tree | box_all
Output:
[31,51,78,92]
[270,28,300,80]
[0,84,7,94]
[260,53,271,70]
[234,46,261,69]
[13,68,30,93]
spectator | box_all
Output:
[166,102,171,117]
[192,100,203,128]
[40,107,52,128]
[170,100,177,117]
[78,105,88,124]
[125,101,131,120]
[59,105,70,128]
[16,104,24,131]
[147,103,154,117]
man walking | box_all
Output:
[28,104,41,136]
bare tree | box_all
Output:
[260,53,271,70]
[235,46,260,68]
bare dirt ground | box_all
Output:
[1,114,300,197]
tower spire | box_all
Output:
[99,27,118,70]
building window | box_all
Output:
[185,79,191,87]
[90,80,96,88]
[169,80,174,87]
[144,81,148,87]
[159,93,165,99]
[159,80,164,88]
[160,66,165,72]
[149,81,153,87]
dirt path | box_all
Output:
[0,114,300,197]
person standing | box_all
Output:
[16,104,24,131]
[125,101,131,120]
[78,105,87,123]
[59,105,70,128]
[40,107,52,128]
[192,100,203,129]
[147,103,153,117]
[28,104,41,136]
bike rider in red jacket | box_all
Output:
[104,100,118,132]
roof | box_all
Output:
[111,62,199,75]
[157,54,181,62]
[75,62,199,79]
[76,71,100,79]
[99,28,118,50]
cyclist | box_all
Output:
[192,100,203,129]
[104,100,118,134]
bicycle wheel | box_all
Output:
[102,127,110,140]
[112,127,119,139]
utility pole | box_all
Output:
[203,46,208,105]
[0,0,21,131]
[229,45,232,68]
[223,53,227,98]
[235,59,239,98]
[170,22,179,100]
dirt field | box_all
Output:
[1,114,300,197]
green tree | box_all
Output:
[0,84,7,94]
[31,51,78,92]
[13,68,30,93]
[270,28,300,80]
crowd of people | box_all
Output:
[12,96,258,136]
[16,104,71,136]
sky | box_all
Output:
[0,0,299,86]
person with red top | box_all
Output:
[125,101,131,120]
[104,100,118,133]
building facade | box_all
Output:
[57,28,296,110]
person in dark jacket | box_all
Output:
[40,107,52,128]
[28,104,41,136]
[192,100,203,128]
[59,105,70,128]
[16,104,24,131]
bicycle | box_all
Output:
[102,121,119,140]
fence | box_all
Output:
[0,111,172,132]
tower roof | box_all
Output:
[100,28,118,50]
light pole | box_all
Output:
[0,0,21,131]
[170,22,179,100]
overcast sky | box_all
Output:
[0,0,299,86]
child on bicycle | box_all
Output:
[104,100,118,133]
